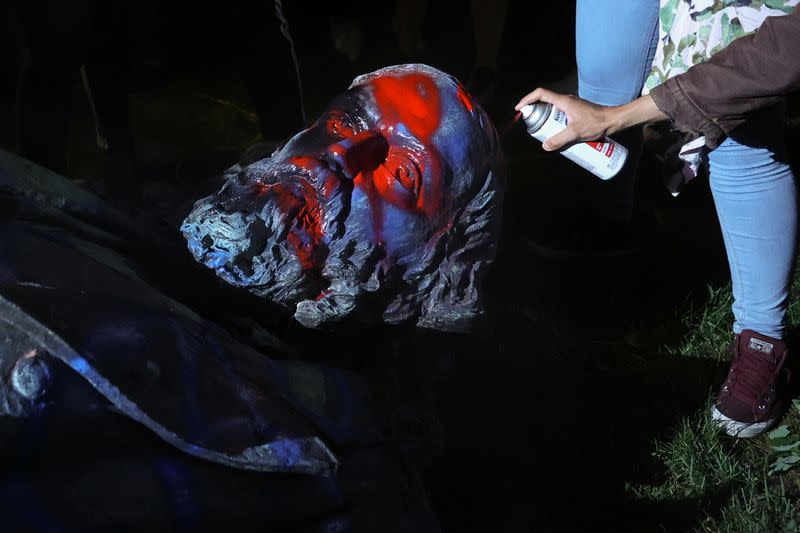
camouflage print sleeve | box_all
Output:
[651,5,800,143]
[642,0,799,194]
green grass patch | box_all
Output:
[668,283,735,361]
[629,408,745,502]
[767,402,800,476]
[696,479,798,533]
[630,266,800,531]
[669,270,800,361]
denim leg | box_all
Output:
[575,0,660,221]
[708,115,798,340]
[576,0,660,105]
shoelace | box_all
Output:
[727,348,786,406]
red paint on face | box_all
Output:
[289,155,341,200]
[349,73,446,220]
[323,175,340,198]
[289,156,318,171]
[328,131,390,179]
[255,181,324,270]
[371,74,442,142]
[457,84,474,113]
[273,72,457,260]
[290,155,341,199]
[416,154,443,216]
[314,289,332,301]
[354,168,385,243]
[370,147,423,211]
[326,111,357,138]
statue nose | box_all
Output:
[327,131,389,179]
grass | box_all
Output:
[697,479,798,533]
[667,283,735,361]
[671,266,800,361]
[627,268,800,531]
[629,408,745,502]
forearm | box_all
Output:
[514,89,669,151]
[516,8,799,151]
[604,94,669,136]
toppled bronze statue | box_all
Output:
[0,63,502,531]
[182,64,504,332]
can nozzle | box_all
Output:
[520,104,535,121]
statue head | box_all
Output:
[182,64,504,331]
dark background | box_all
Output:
[0,1,577,174]
[2,1,799,532]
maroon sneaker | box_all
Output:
[711,330,790,438]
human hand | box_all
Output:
[514,88,616,151]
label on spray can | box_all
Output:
[521,103,628,180]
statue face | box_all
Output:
[182,64,503,331]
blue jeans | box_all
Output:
[576,0,798,339]
[576,0,660,223]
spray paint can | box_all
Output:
[520,103,627,180]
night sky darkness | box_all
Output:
[2,2,800,532]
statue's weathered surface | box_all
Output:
[182,64,504,332]
[0,150,441,531]
[0,151,377,476]
[0,62,502,530]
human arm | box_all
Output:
[513,89,667,151]
[515,7,800,151]
[649,7,800,148]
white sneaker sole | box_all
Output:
[711,405,777,439]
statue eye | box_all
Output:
[387,151,422,196]
[371,145,428,209]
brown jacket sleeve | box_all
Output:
[650,7,800,149]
